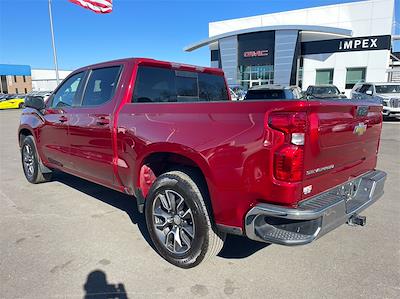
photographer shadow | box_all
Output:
[84,270,128,299]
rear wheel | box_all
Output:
[145,170,225,268]
[21,136,52,184]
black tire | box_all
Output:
[383,115,393,121]
[145,170,225,268]
[21,135,52,184]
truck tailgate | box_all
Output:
[302,102,382,200]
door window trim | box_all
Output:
[46,71,87,109]
[77,65,123,108]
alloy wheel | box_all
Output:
[23,144,35,178]
[152,189,195,254]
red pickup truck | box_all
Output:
[19,58,386,268]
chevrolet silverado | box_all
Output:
[19,58,386,268]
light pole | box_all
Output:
[48,0,60,85]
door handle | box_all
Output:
[59,115,68,123]
[96,116,110,126]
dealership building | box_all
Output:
[185,0,396,93]
[0,64,71,93]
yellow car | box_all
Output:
[0,95,25,110]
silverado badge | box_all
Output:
[353,122,367,136]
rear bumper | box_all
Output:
[245,170,387,245]
[383,107,400,116]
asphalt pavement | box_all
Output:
[0,109,399,298]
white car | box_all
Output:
[351,82,400,119]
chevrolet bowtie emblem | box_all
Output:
[353,122,367,136]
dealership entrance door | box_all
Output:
[238,65,274,89]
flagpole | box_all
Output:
[48,0,60,85]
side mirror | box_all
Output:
[25,96,45,111]
[341,91,345,94]
[366,90,373,96]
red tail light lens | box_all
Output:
[269,112,307,182]
[274,145,304,182]
[268,112,307,134]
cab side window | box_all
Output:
[353,84,363,92]
[81,66,121,106]
[359,84,372,94]
[51,72,84,108]
[365,85,374,94]
[132,66,228,103]
[132,66,176,103]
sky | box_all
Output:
[0,0,399,71]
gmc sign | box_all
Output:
[243,50,269,58]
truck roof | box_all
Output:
[249,84,298,91]
[307,84,338,88]
[74,57,225,76]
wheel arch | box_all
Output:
[18,127,34,147]
[137,150,217,222]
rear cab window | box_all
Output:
[132,66,228,103]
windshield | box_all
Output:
[375,85,400,94]
[245,89,285,100]
[310,86,340,95]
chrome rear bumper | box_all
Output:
[245,170,387,245]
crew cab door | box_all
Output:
[67,65,122,186]
[40,72,85,168]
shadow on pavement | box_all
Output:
[52,171,154,250]
[84,270,128,299]
[218,234,270,259]
[53,171,269,261]
[383,117,400,122]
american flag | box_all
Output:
[69,0,113,14]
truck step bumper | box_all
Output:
[245,170,387,245]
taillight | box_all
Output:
[269,112,307,182]
[274,145,304,181]
[268,112,306,145]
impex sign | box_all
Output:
[301,35,391,55]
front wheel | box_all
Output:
[21,136,52,184]
[145,170,225,268]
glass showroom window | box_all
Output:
[315,69,334,85]
[238,65,274,89]
[346,67,366,89]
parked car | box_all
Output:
[244,84,302,100]
[26,91,53,102]
[0,94,25,110]
[19,58,386,268]
[351,82,400,118]
[304,84,347,99]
